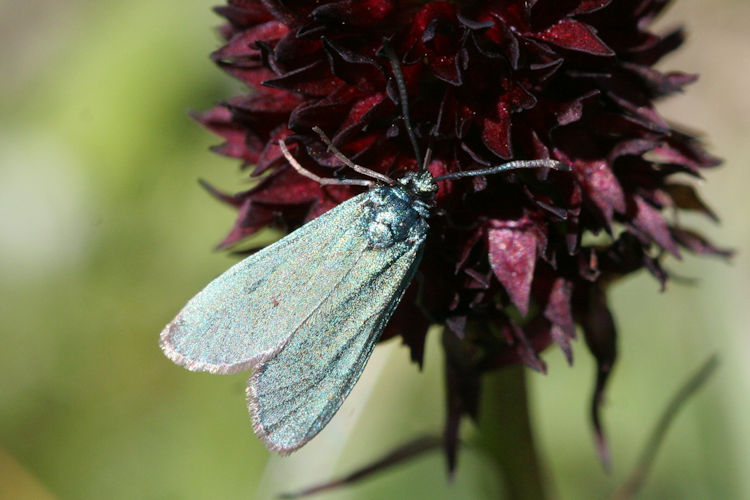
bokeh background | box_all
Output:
[1,1,748,498]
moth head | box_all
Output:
[397,170,438,200]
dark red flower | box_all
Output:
[196,0,725,469]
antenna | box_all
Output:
[379,40,423,170]
[278,140,375,187]
[434,159,570,181]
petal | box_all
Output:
[211,21,288,61]
[488,226,538,316]
[664,183,718,221]
[217,200,275,248]
[576,285,617,468]
[263,61,342,96]
[481,102,513,159]
[532,19,614,56]
[630,195,681,258]
[670,228,733,258]
[214,2,275,27]
[311,0,395,27]
[576,160,626,224]
[192,106,263,163]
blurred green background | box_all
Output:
[1,1,748,498]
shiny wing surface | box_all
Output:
[248,224,427,454]
[159,193,370,374]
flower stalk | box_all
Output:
[478,364,547,500]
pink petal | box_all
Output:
[488,227,538,316]
[631,195,681,258]
[577,160,626,224]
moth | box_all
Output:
[160,46,569,454]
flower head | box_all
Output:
[197,0,724,467]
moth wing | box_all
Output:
[159,193,370,374]
[247,227,427,454]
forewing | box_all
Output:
[159,193,369,374]
[247,229,427,454]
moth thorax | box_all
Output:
[366,208,405,248]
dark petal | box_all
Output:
[576,160,626,225]
[431,54,463,86]
[333,93,390,141]
[288,85,363,130]
[602,80,669,133]
[629,195,681,258]
[571,0,613,15]
[637,0,674,25]
[322,38,386,91]
[484,15,520,68]
[311,0,395,27]
[455,228,485,272]
[542,277,575,337]
[192,106,261,163]
[555,90,600,126]
[442,332,481,476]
[303,186,354,220]
[262,61,342,96]
[529,0,582,31]
[259,0,311,25]
[381,285,431,366]
[216,200,275,248]
[218,59,279,91]
[253,125,292,175]
[246,168,322,205]
[198,179,249,208]
[442,327,483,471]
[506,81,538,112]
[643,253,668,289]
[214,1,275,28]
[550,325,574,365]
[670,228,734,258]
[608,138,657,163]
[445,315,467,339]
[664,183,718,221]
[621,62,698,97]
[527,57,565,83]
[464,268,491,290]
[486,1,530,31]
[512,321,547,373]
[211,21,288,63]
[532,19,615,56]
[226,92,302,126]
[409,2,463,85]
[575,284,617,467]
[481,102,513,159]
[626,28,685,66]
[656,131,722,169]
[272,30,322,66]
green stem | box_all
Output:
[477,365,548,500]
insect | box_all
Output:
[159,44,569,455]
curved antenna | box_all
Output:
[279,140,375,188]
[422,89,448,171]
[312,126,396,185]
[379,40,423,170]
[434,159,570,181]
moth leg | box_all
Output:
[279,140,374,188]
[312,126,396,186]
